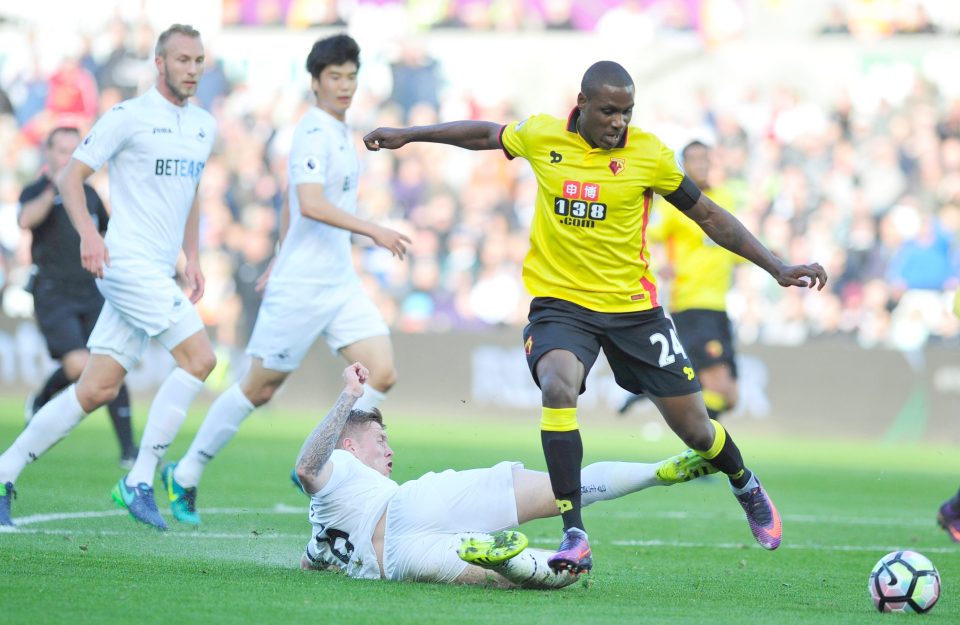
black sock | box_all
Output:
[540,429,584,532]
[697,420,752,489]
[34,367,71,411]
[107,384,136,457]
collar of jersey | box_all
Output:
[145,86,190,114]
[312,106,348,129]
[565,107,628,150]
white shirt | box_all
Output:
[272,107,360,285]
[73,87,216,273]
[308,449,398,579]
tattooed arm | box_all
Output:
[295,362,368,495]
[684,194,828,290]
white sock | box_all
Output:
[491,550,580,589]
[730,472,759,496]
[580,461,660,507]
[352,384,386,412]
[126,368,203,486]
[0,385,87,483]
[173,383,254,488]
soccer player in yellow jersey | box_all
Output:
[625,140,742,420]
[363,61,827,574]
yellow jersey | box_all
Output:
[649,186,742,312]
[500,110,686,313]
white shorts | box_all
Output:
[87,263,203,371]
[382,461,520,583]
[246,279,389,372]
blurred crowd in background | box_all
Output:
[0,0,958,365]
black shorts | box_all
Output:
[33,281,104,360]
[670,309,738,377]
[522,297,701,398]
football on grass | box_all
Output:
[868,550,940,613]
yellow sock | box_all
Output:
[540,407,578,432]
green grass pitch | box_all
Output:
[1,398,957,624]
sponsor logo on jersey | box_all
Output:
[197,127,207,142]
[155,158,206,179]
[304,156,319,172]
[554,180,607,229]
[549,150,562,163]
[82,132,95,146]
[153,127,173,134]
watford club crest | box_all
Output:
[609,158,625,175]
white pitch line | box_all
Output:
[571,510,939,528]
[13,505,934,529]
[11,503,304,527]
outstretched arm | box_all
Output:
[684,194,828,289]
[294,363,368,494]
[363,121,503,152]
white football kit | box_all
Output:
[73,87,216,369]
[305,450,520,583]
[247,107,388,372]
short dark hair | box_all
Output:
[337,408,384,447]
[580,61,633,98]
[306,33,360,80]
[681,140,710,159]
[46,126,80,148]
[156,24,201,57]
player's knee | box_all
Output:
[76,380,120,411]
[248,383,278,407]
[538,373,578,407]
[183,350,217,380]
[675,416,715,450]
[369,367,397,393]
[685,429,715,451]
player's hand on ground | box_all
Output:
[343,362,368,397]
[183,258,206,303]
[774,262,828,290]
[80,231,109,279]
[255,258,276,293]
[363,128,407,151]
[371,225,411,260]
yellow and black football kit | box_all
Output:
[501,108,702,398]
[500,109,695,314]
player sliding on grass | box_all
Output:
[364,60,828,572]
[293,362,717,588]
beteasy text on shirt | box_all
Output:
[154,158,206,179]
